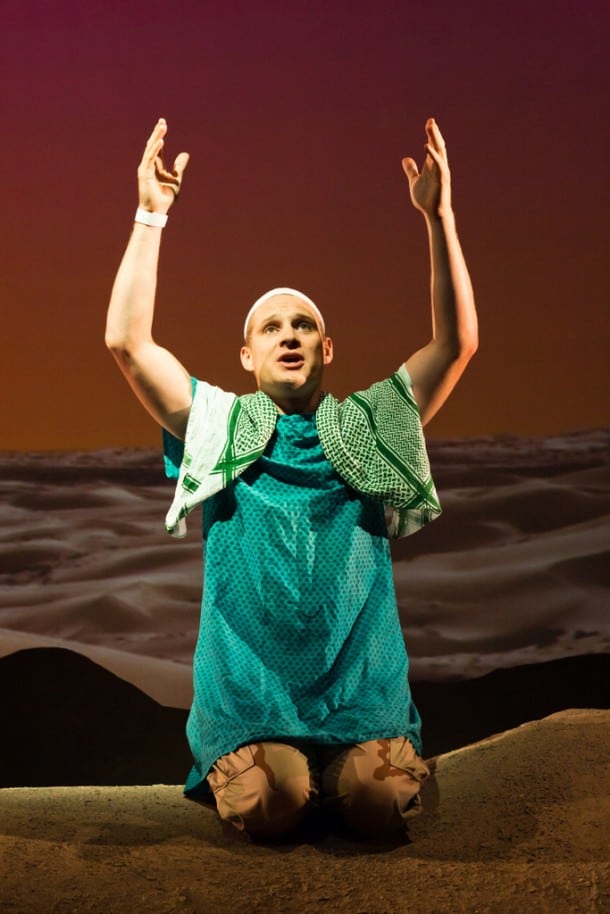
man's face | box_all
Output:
[240,294,333,412]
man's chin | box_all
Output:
[259,374,321,405]
[263,373,307,393]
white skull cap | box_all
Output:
[244,287,325,339]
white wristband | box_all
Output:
[134,207,168,228]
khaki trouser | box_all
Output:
[206,737,430,838]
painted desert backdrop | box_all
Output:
[1,430,607,724]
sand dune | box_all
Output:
[1,709,608,914]
[0,628,193,707]
[0,648,191,789]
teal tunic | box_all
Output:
[183,411,422,799]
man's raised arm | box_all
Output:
[105,119,192,440]
[402,118,478,426]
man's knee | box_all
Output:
[207,742,317,838]
[321,737,429,836]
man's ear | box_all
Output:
[240,345,254,372]
[323,336,334,366]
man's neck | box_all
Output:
[264,387,324,415]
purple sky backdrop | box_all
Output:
[3,0,608,449]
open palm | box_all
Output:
[137,119,190,214]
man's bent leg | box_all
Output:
[320,737,430,837]
[206,741,318,838]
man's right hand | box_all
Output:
[106,118,194,441]
[137,118,190,215]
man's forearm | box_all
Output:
[405,208,478,425]
[105,223,163,355]
[425,210,477,360]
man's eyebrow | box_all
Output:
[251,313,281,331]
[255,311,316,328]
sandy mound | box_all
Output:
[1,710,608,914]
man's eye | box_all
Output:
[298,321,314,331]
[263,325,278,333]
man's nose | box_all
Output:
[279,326,299,346]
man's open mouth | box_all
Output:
[278,353,304,367]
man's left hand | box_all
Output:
[401,118,452,220]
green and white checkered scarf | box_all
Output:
[164,365,441,539]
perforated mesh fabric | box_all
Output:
[183,413,422,799]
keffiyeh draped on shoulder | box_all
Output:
[164,364,441,538]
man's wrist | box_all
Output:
[134,207,168,228]
[424,206,455,227]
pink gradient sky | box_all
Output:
[3,0,608,449]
